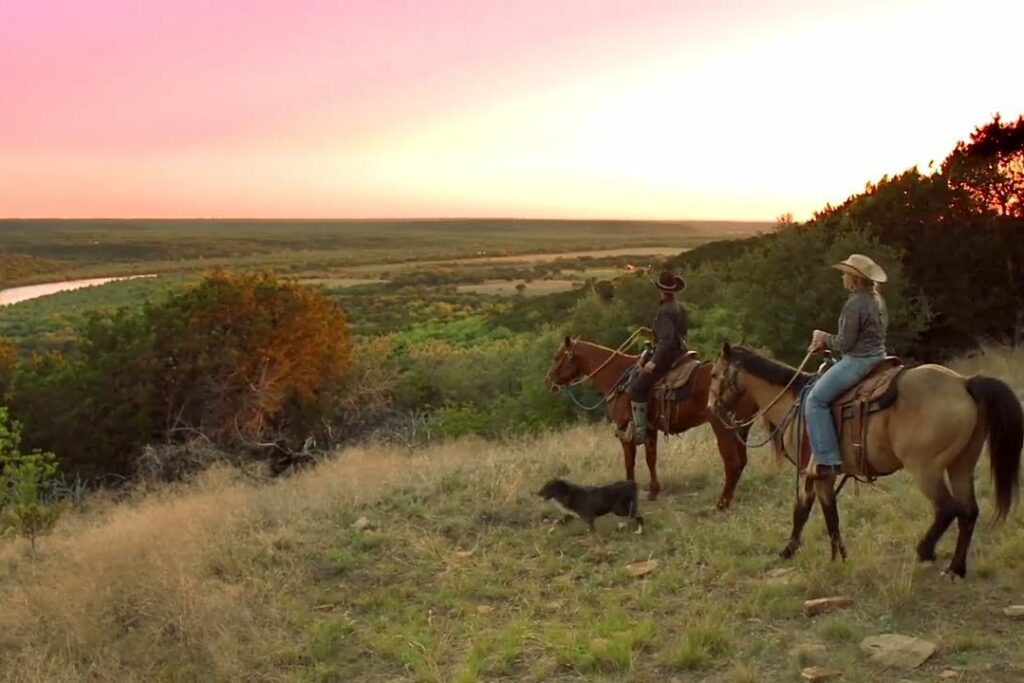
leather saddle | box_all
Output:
[652,351,702,401]
[806,356,905,477]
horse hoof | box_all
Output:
[941,568,965,582]
[647,491,659,502]
[779,545,796,560]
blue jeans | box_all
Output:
[804,354,885,466]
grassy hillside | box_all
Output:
[0,348,1022,682]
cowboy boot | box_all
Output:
[805,459,841,480]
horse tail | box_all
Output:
[967,376,1023,522]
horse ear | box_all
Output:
[722,342,732,357]
[564,335,572,348]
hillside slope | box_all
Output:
[1,348,1022,683]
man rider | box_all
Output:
[627,270,688,440]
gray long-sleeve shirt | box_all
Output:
[826,291,888,357]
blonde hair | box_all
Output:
[842,271,876,293]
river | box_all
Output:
[0,275,155,307]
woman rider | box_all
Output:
[806,253,889,479]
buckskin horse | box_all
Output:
[544,335,765,509]
[708,342,1022,578]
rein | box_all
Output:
[716,348,817,431]
[567,328,645,387]
[563,385,606,412]
[716,351,867,505]
[716,399,800,450]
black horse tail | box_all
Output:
[967,376,1023,522]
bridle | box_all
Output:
[545,329,646,392]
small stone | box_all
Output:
[351,516,372,530]
[939,669,961,680]
[804,596,855,616]
[453,550,475,559]
[860,634,937,669]
[1003,605,1024,618]
[626,559,659,577]
[476,604,495,614]
[801,666,842,681]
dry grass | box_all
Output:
[1,348,1023,682]
[949,342,1024,402]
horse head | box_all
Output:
[708,342,747,416]
[544,335,583,391]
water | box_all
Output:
[0,275,155,307]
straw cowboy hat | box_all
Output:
[653,270,686,292]
[832,253,887,283]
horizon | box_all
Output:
[3,0,1022,222]
[0,216,771,223]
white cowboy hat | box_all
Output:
[832,253,887,283]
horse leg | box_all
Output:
[621,438,637,483]
[815,477,846,562]
[710,416,747,511]
[912,473,957,566]
[645,432,660,501]
[944,438,985,579]
[946,488,979,579]
[780,477,816,559]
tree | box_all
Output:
[0,339,14,403]
[7,272,355,480]
[943,114,1024,218]
[0,407,64,553]
[685,223,930,363]
[147,272,353,450]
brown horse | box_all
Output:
[544,336,760,508]
[708,343,1022,578]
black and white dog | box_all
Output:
[536,478,644,534]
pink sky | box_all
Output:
[1,0,1022,220]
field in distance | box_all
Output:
[0,219,768,285]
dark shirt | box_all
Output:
[651,298,688,369]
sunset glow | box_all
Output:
[2,0,1022,220]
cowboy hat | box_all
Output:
[652,270,686,292]
[832,253,887,283]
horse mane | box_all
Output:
[729,345,812,391]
